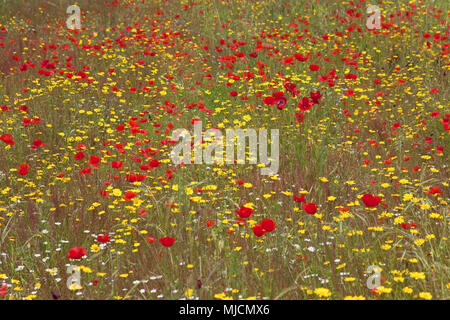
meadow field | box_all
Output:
[0,0,449,300]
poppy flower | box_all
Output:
[261,219,276,232]
[148,159,160,168]
[310,91,322,104]
[274,95,287,110]
[295,112,305,124]
[96,234,110,243]
[297,97,313,111]
[111,161,123,169]
[263,92,287,110]
[0,284,6,297]
[124,191,137,201]
[74,152,86,161]
[31,139,45,149]
[303,203,317,215]
[0,134,15,145]
[205,220,215,227]
[427,186,442,195]
[79,167,92,176]
[17,163,30,175]
[361,194,382,207]
[309,64,320,71]
[293,194,306,203]
[159,237,176,247]
[66,246,87,260]
[294,53,308,61]
[284,82,299,97]
[88,155,101,167]
[253,224,266,237]
[235,205,254,218]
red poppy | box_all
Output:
[295,112,305,124]
[309,64,320,71]
[0,284,6,297]
[294,53,309,61]
[124,191,137,201]
[0,134,15,145]
[284,82,299,97]
[303,203,317,215]
[111,161,123,170]
[235,205,254,218]
[297,97,313,111]
[160,237,176,247]
[361,194,382,207]
[146,236,156,243]
[310,91,322,104]
[293,194,306,203]
[74,152,86,161]
[205,220,215,227]
[148,159,160,168]
[96,234,110,243]
[66,246,87,260]
[253,224,266,237]
[17,163,30,175]
[263,92,287,110]
[88,155,101,167]
[31,139,45,149]
[79,167,92,176]
[261,219,276,232]
[427,186,442,194]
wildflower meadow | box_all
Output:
[0,0,448,301]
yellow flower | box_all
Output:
[344,295,366,300]
[419,292,432,300]
[314,287,331,298]
[402,193,413,201]
[68,283,82,291]
[402,287,413,294]
[112,189,122,197]
[90,244,100,253]
[185,288,194,297]
[344,277,356,282]
[214,292,233,300]
[410,272,425,280]
[376,286,392,294]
